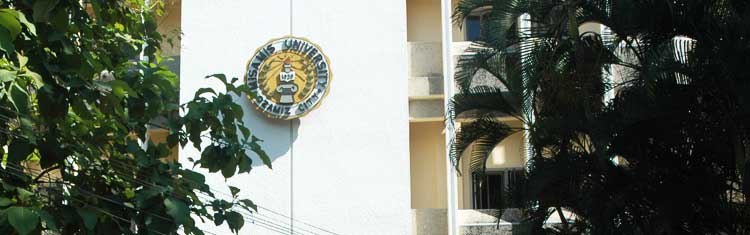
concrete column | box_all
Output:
[440,0,458,234]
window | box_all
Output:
[465,8,491,41]
[472,168,524,209]
[465,15,483,41]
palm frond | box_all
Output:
[454,46,531,121]
[450,86,524,122]
[455,48,502,92]
[451,114,518,174]
[452,0,496,28]
[449,0,750,233]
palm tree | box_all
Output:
[449,0,750,234]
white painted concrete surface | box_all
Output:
[180,1,411,234]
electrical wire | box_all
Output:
[103,159,312,235]
[6,163,295,235]
[0,109,339,235]
[104,157,339,235]
[0,164,171,235]
[3,162,301,235]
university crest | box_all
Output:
[245,36,332,119]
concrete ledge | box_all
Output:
[408,42,443,77]
[409,99,444,119]
[412,209,522,235]
[413,209,448,235]
[458,209,523,224]
[459,224,513,235]
[409,76,444,97]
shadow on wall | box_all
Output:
[234,94,300,167]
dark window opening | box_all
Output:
[472,169,525,209]
[465,8,491,42]
[466,15,483,41]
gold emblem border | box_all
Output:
[244,35,333,120]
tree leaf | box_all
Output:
[134,187,166,208]
[239,199,257,212]
[7,206,39,235]
[20,71,43,88]
[76,207,98,231]
[0,9,21,39]
[229,186,240,197]
[32,0,59,23]
[221,156,237,178]
[0,69,15,82]
[114,23,124,31]
[109,80,136,98]
[17,53,27,68]
[36,210,58,232]
[225,211,244,233]
[16,188,33,201]
[123,188,135,199]
[164,197,189,225]
[70,98,92,120]
[238,125,250,139]
[37,85,68,120]
[0,198,12,207]
[15,12,35,36]
[181,169,206,185]
[206,74,228,85]
[0,27,15,53]
[8,139,33,164]
[9,83,30,113]
[213,212,224,226]
[250,139,272,169]
[193,87,216,99]
[237,153,252,174]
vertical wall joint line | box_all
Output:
[441,0,458,234]
[289,1,295,234]
[290,0,294,36]
[289,119,294,235]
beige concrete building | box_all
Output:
[149,0,556,234]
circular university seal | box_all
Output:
[245,36,332,119]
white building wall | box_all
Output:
[180,1,411,234]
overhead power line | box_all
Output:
[2,162,307,235]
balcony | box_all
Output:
[412,208,572,235]
[412,208,523,235]
[408,41,505,122]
